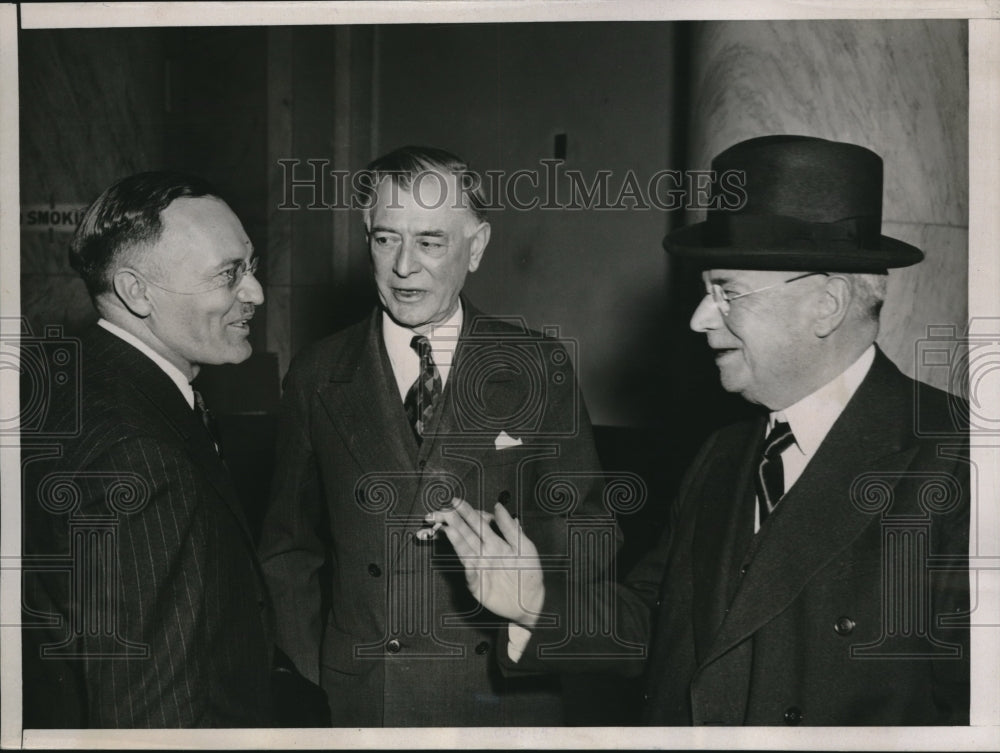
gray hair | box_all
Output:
[850,272,888,321]
[70,171,223,299]
[358,145,488,227]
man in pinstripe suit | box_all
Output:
[21,172,274,727]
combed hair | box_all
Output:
[851,272,888,320]
[69,171,222,298]
[357,145,488,225]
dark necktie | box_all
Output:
[192,389,224,458]
[755,421,795,523]
[403,335,442,443]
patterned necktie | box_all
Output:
[192,389,224,458]
[403,335,442,443]
[755,421,795,523]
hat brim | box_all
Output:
[663,221,923,272]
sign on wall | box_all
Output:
[20,204,88,237]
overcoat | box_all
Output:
[22,324,273,728]
[259,302,612,726]
[645,348,970,725]
[512,348,969,725]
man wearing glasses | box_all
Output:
[21,172,273,727]
[429,135,970,725]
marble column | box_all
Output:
[683,20,968,392]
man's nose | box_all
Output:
[689,293,722,333]
[237,268,265,305]
[393,241,421,277]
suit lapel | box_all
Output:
[316,304,547,525]
[316,310,417,475]
[414,304,537,514]
[702,350,918,667]
[689,418,764,662]
[86,325,258,549]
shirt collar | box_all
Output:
[98,318,195,409]
[771,345,876,456]
[381,303,464,368]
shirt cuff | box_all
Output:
[507,623,532,662]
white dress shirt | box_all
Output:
[381,304,533,661]
[98,318,195,409]
[382,305,462,399]
[755,344,876,531]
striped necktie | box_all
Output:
[192,389,223,458]
[403,335,442,443]
[755,421,795,523]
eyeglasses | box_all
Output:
[707,272,828,316]
[142,256,259,295]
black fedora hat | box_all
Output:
[663,135,923,271]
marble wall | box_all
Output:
[682,20,968,392]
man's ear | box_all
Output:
[467,221,491,273]
[112,268,153,317]
[813,275,851,338]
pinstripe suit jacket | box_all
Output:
[22,324,273,728]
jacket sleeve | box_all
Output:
[258,359,329,685]
[501,428,720,678]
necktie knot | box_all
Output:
[763,421,796,458]
[404,335,442,443]
[411,335,432,360]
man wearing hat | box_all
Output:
[427,135,970,725]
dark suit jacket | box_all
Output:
[258,303,612,726]
[514,347,970,725]
[21,324,273,728]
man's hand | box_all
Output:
[424,498,544,628]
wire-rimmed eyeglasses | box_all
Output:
[706,272,828,316]
[142,256,259,295]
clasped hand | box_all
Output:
[423,498,544,629]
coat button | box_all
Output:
[497,490,511,505]
[783,706,802,725]
[386,639,401,654]
[739,564,749,576]
[418,459,427,470]
[368,563,382,577]
[475,641,491,655]
[834,616,855,635]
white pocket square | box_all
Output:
[494,430,523,450]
